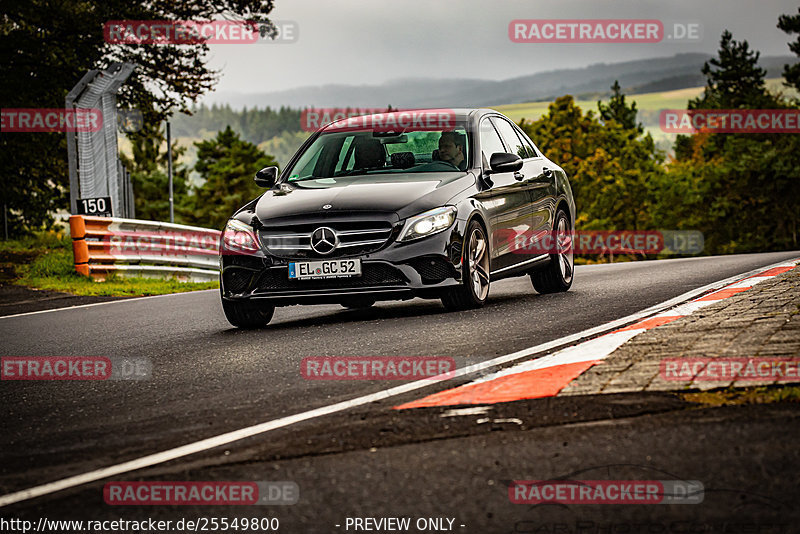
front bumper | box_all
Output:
[220,225,465,306]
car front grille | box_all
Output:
[259,220,396,259]
[254,263,407,293]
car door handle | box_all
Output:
[514,171,525,181]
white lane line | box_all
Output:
[726,277,769,289]
[0,257,797,508]
[467,329,644,386]
[0,290,218,320]
[653,300,714,317]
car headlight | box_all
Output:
[221,219,261,254]
[398,206,457,242]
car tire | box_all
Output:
[340,298,376,309]
[530,209,574,294]
[221,298,275,328]
[441,220,490,311]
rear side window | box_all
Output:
[491,117,528,160]
[479,119,507,167]
[514,125,539,158]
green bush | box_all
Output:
[0,229,70,254]
[25,248,79,278]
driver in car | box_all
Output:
[437,131,467,171]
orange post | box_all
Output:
[69,215,89,276]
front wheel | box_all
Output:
[441,220,490,311]
[530,209,574,294]
[221,298,275,328]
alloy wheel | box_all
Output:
[469,226,490,300]
[556,215,574,284]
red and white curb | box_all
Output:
[395,260,800,409]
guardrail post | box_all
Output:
[69,215,90,276]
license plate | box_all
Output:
[288,259,362,280]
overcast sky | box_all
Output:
[202,0,799,99]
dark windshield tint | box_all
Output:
[286,127,471,181]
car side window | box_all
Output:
[513,125,539,158]
[491,117,528,160]
[479,118,507,169]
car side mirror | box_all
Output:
[255,166,278,188]
[488,153,523,174]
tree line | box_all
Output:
[518,24,800,254]
[170,104,302,145]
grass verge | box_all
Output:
[2,231,218,297]
[680,385,800,406]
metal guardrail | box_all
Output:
[69,215,221,282]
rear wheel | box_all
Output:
[221,298,275,328]
[530,209,574,294]
[441,220,490,311]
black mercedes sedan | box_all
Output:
[219,108,575,328]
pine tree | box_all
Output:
[670,31,799,253]
[188,127,278,229]
[778,8,800,94]
[689,30,771,109]
[597,80,642,133]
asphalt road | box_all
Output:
[1,252,799,531]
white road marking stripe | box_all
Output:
[763,262,798,268]
[440,406,491,417]
[0,257,796,508]
[724,278,764,289]
[653,300,715,317]
[467,329,644,386]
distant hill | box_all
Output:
[204,53,796,109]
[493,78,799,156]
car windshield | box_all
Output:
[285,122,470,182]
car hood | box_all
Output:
[254,172,475,223]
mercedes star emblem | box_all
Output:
[310,227,338,255]
[322,204,332,210]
